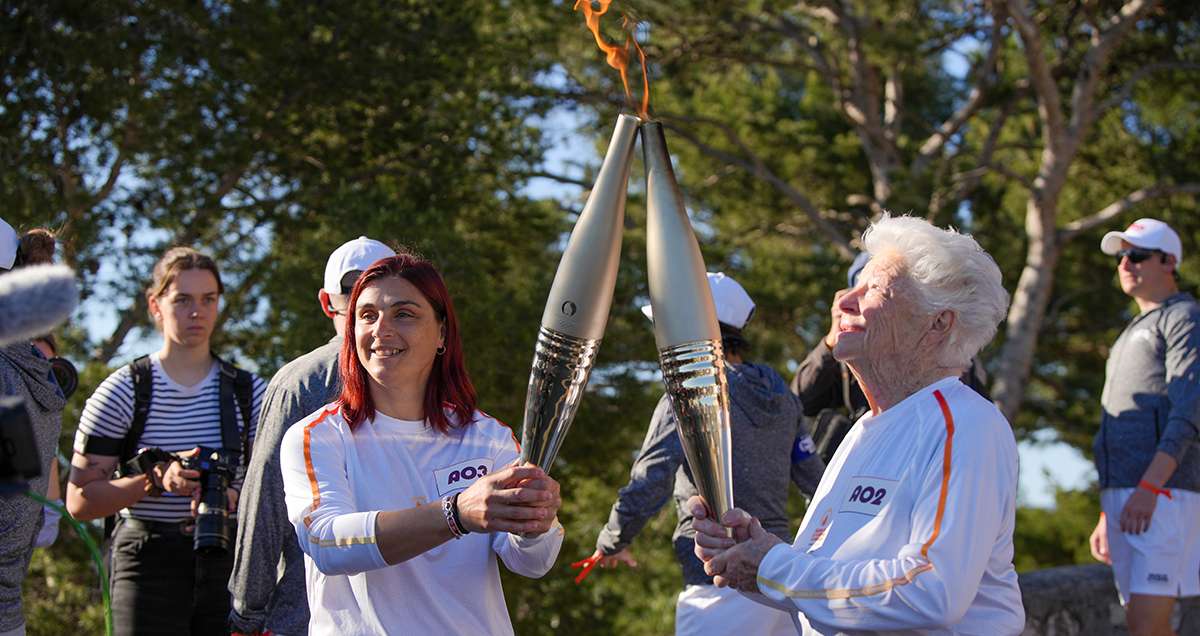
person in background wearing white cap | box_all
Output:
[229,236,395,636]
[1090,218,1200,636]
[575,272,825,635]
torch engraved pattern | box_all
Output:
[658,340,734,520]
[642,121,735,522]
[520,327,600,473]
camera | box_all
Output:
[128,446,240,556]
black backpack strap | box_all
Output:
[101,355,153,540]
[214,354,255,466]
[121,355,155,472]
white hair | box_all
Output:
[861,214,1010,367]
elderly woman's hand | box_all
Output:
[456,464,561,536]
[689,495,736,563]
[688,495,782,593]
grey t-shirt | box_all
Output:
[1094,292,1200,492]
[229,337,340,635]
[596,362,824,586]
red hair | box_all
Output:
[338,254,477,433]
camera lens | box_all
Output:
[193,509,231,556]
[191,462,234,556]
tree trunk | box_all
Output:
[992,196,1061,422]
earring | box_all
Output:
[436,345,447,355]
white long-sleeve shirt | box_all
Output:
[755,377,1024,635]
[280,404,564,635]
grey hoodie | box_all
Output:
[596,362,824,586]
[0,343,65,632]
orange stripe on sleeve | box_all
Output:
[755,389,961,600]
[302,406,339,528]
[758,562,935,600]
[922,390,956,560]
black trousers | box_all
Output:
[109,518,234,636]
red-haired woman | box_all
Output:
[280,253,563,634]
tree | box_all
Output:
[989,0,1200,420]
[556,0,1200,435]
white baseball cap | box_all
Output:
[0,217,17,270]
[323,236,396,294]
[1101,218,1183,264]
[641,272,757,329]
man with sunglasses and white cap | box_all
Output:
[576,272,825,635]
[1092,217,1200,636]
[229,236,395,636]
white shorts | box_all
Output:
[1101,487,1200,603]
[675,584,798,635]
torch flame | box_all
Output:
[574,0,651,121]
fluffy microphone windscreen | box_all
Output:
[0,264,79,347]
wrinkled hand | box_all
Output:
[688,496,781,592]
[825,289,849,348]
[456,465,561,536]
[690,496,736,564]
[704,510,783,593]
[156,447,201,497]
[1119,488,1157,534]
[1088,514,1110,564]
[590,547,638,569]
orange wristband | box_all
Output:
[1138,480,1172,500]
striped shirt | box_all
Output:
[73,353,266,522]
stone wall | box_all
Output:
[1019,564,1200,635]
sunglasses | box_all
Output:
[1114,247,1164,266]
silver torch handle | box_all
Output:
[641,120,735,522]
[519,113,640,472]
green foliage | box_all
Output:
[1013,486,1102,573]
[22,525,108,634]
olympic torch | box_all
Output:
[519,113,639,473]
[642,121,734,522]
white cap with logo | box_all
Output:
[323,236,396,294]
[1101,218,1183,264]
[0,217,17,270]
[641,272,756,330]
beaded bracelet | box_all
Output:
[442,495,464,539]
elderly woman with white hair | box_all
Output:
[691,215,1025,635]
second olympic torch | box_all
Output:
[519,113,640,473]
[641,121,734,522]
